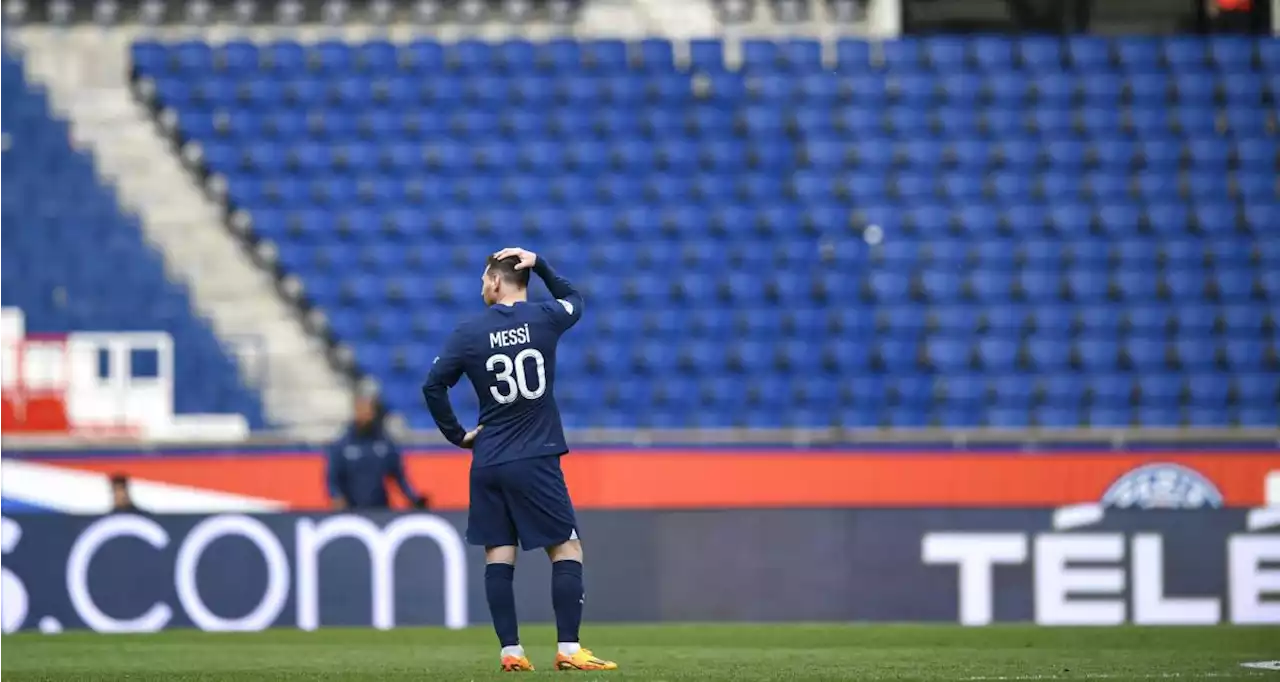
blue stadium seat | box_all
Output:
[1163,37,1208,72]
[125,36,1275,429]
[1089,405,1132,427]
[1067,36,1112,71]
[1208,36,1254,71]
[1115,37,1161,72]
[972,36,1014,72]
[1037,405,1082,428]
[689,39,725,71]
[1019,37,1063,72]
[882,38,925,72]
[5,55,266,426]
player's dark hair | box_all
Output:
[485,255,531,289]
[109,473,129,487]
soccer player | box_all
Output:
[422,247,617,673]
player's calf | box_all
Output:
[544,539,615,670]
[486,547,523,671]
[547,540,584,652]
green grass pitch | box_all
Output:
[3,624,1277,681]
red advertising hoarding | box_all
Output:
[36,450,1279,511]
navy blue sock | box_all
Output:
[551,559,584,643]
[484,563,519,647]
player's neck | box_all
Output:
[493,293,528,307]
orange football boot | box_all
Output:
[500,654,535,672]
[555,648,618,671]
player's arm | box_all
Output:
[493,247,584,330]
[385,441,427,508]
[324,442,347,510]
[532,257,584,330]
[422,330,470,447]
[422,330,483,449]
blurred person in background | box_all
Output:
[109,473,140,513]
[326,393,429,511]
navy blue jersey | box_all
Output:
[325,426,421,508]
[423,259,583,468]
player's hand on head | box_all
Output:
[492,247,537,270]
[460,424,484,449]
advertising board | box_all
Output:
[3,508,1276,632]
[8,450,1278,511]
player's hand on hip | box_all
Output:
[460,424,484,449]
[492,247,537,270]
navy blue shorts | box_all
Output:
[467,455,578,551]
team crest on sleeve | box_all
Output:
[1101,463,1224,509]
[557,299,574,315]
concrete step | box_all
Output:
[11,26,352,436]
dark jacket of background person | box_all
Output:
[110,473,141,513]
[325,398,427,510]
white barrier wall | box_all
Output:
[1,308,249,442]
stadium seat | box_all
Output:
[123,36,1276,429]
[4,55,266,426]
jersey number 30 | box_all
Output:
[486,349,546,404]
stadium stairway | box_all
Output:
[11,28,351,437]
[630,0,720,39]
[1,51,266,428]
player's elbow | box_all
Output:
[557,293,585,322]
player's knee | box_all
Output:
[485,545,517,565]
[546,538,582,563]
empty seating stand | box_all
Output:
[133,36,1279,430]
[2,55,266,427]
